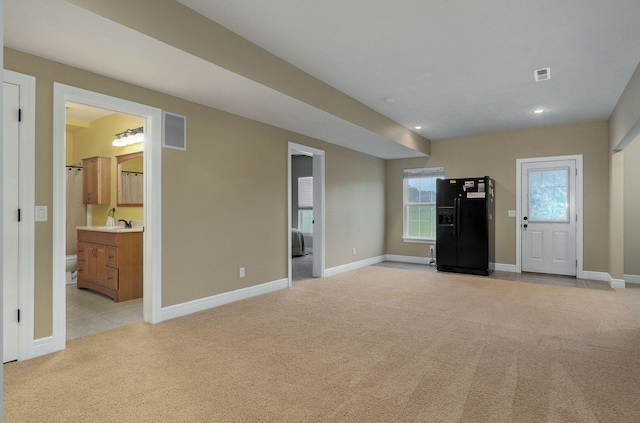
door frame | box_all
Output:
[288,142,325,284]
[3,70,36,360]
[515,154,583,277]
[52,83,163,352]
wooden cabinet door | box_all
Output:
[83,243,98,283]
[82,158,97,204]
[93,244,108,286]
[82,156,111,204]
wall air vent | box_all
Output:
[534,67,551,82]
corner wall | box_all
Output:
[609,61,640,281]
[386,121,610,272]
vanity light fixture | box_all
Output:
[112,127,144,147]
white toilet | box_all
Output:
[65,254,78,285]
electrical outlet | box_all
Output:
[239,267,245,278]
[352,248,356,256]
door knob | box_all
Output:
[523,216,528,221]
[523,224,528,228]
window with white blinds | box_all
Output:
[403,167,444,243]
[298,177,313,233]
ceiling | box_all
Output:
[66,102,115,122]
[5,0,640,158]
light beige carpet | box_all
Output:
[5,266,640,422]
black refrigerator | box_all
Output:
[436,176,495,276]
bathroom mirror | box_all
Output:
[116,151,143,206]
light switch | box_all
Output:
[35,206,48,222]
[508,210,516,217]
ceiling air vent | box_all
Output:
[534,67,551,82]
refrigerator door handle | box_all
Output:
[454,197,460,238]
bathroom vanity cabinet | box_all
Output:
[77,229,143,302]
[82,156,111,205]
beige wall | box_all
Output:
[609,64,640,150]
[6,48,386,336]
[609,62,640,281]
[386,122,610,272]
[624,137,640,276]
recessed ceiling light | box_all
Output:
[534,109,544,114]
[384,97,396,104]
[414,126,422,130]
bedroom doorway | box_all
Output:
[288,143,325,284]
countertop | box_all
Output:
[77,226,144,233]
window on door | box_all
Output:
[298,176,313,234]
[528,168,569,222]
[403,167,444,242]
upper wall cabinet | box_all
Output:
[82,156,111,205]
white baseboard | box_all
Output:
[494,263,517,273]
[385,255,516,273]
[160,278,289,322]
[624,274,640,284]
[609,276,626,289]
[385,254,434,265]
[324,255,387,278]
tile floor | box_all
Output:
[66,284,143,341]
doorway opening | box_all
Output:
[64,103,145,340]
[288,143,325,284]
[53,83,162,353]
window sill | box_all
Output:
[402,237,435,244]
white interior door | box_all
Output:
[3,81,20,362]
[521,159,577,276]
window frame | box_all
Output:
[402,167,444,244]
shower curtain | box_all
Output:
[66,167,86,255]
[120,171,143,204]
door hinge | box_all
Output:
[18,208,21,222]
[18,309,21,323]
[18,108,22,122]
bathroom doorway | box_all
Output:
[52,83,162,354]
[64,103,145,340]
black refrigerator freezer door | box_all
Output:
[436,205,457,267]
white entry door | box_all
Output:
[521,158,577,276]
[4,81,21,362]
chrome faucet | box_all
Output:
[118,219,132,228]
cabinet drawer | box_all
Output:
[77,230,119,246]
[105,268,119,290]
[106,246,119,268]
[77,242,87,261]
